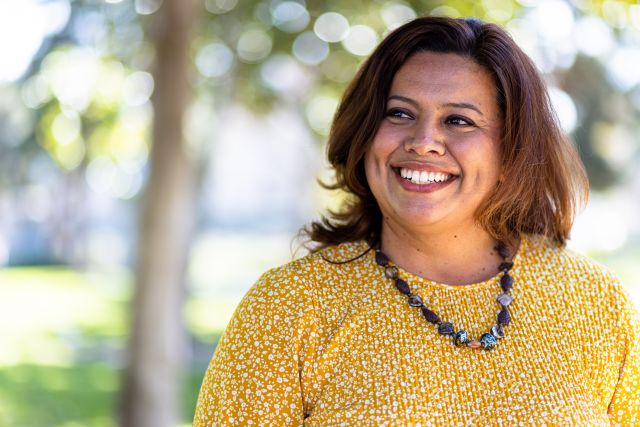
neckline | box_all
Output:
[367,234,531,291]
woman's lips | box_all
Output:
[393,167,458,192]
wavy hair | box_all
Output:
[304,16,588,250]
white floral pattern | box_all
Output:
[194,235,640,426]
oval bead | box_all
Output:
[467,340,481,349]
[375,251,389,266]
[408,294,424,307]
[385,266,399,279]
[480,333,498,350]
[498,308,511,325]
[496,293,513,307]
[454,330,470,346]
[394,278,410,294]
[495,242,509,259]
[421,307,440,324]
[438,322,454,335]
[499,261,514,272]
[491,324,504,338]
[500,274,513,292]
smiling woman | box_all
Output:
[194,16,640,426]
[364,52,503,275]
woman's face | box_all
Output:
[364,51,503,234]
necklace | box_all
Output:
[374,243,514,351]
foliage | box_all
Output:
[2,0,639,196]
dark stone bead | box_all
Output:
[421,307,440,324]
[408,294,423,307]
[438,322,455,335]
[499,261,514,272]
[394,278,410,294]
[375,251,389,266]
[385,266,398,279]
[491,324,504,338]
[498,308,511,325]
[495,242,509,259]
[496,293,513,307]
[454,330,470,346]
[500,274,513,292]
[480,333,498,350]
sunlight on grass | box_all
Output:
[185,295,241,339]
[0,266,209,426]
[0,267,130,366]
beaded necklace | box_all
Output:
[374,242,514,351]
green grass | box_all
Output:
[0,363,118,427]
[0,266,222,427]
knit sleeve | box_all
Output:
[193,266,318,427]
[607,281,640,426]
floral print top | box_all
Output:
[194,235,640,426]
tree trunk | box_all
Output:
[120,1,197,426]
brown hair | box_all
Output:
[305,16,588,250]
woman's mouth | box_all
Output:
[396,167,457,185]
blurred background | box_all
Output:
[0,0,639,426]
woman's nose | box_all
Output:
[403,120,446,156]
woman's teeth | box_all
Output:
[399,168,451,184]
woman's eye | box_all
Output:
[446,116,474,126]
[386,109,413,120]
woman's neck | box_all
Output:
[379,222,513,286]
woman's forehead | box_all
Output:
[388,52,498,115]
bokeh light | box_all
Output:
[196,42,235,78]
[123,71,154,107]
[134,0,163,15]
[573,16,615,58]
[271,1,309,33]
[305,95,338,135]
[430,5,461,18]
[292,31,329,65]
[342,24,379,56]
[548,87,578,133]
[43,48,100,112]
[606,47,640,91]
[236,28,273,63]
[482,0,514,22]
[314,12,350,42]
[0,0,70,82]
[51,110,81,146]
[381,3,416,30]
[260,54,310,94]
[205,0,239,14]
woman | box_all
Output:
[194,17,639,426]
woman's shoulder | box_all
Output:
[522,234,626,299]
[252,239,373,291]
[524,234,614,273]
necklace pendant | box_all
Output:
[385,266,399,279]
[437,322,454,335]
[408,294,424,307]
[454,330,470,346]
[375,251,389,266]
[421,307,440,324]
[496,293,513,307]
[467,340,481,349]
[480,333,498,350]
[491,324,504,338]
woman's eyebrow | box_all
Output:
[388,95,484,116]
[444,102,484,116]
[388,94,419,107]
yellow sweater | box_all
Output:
[194,235,640,426]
